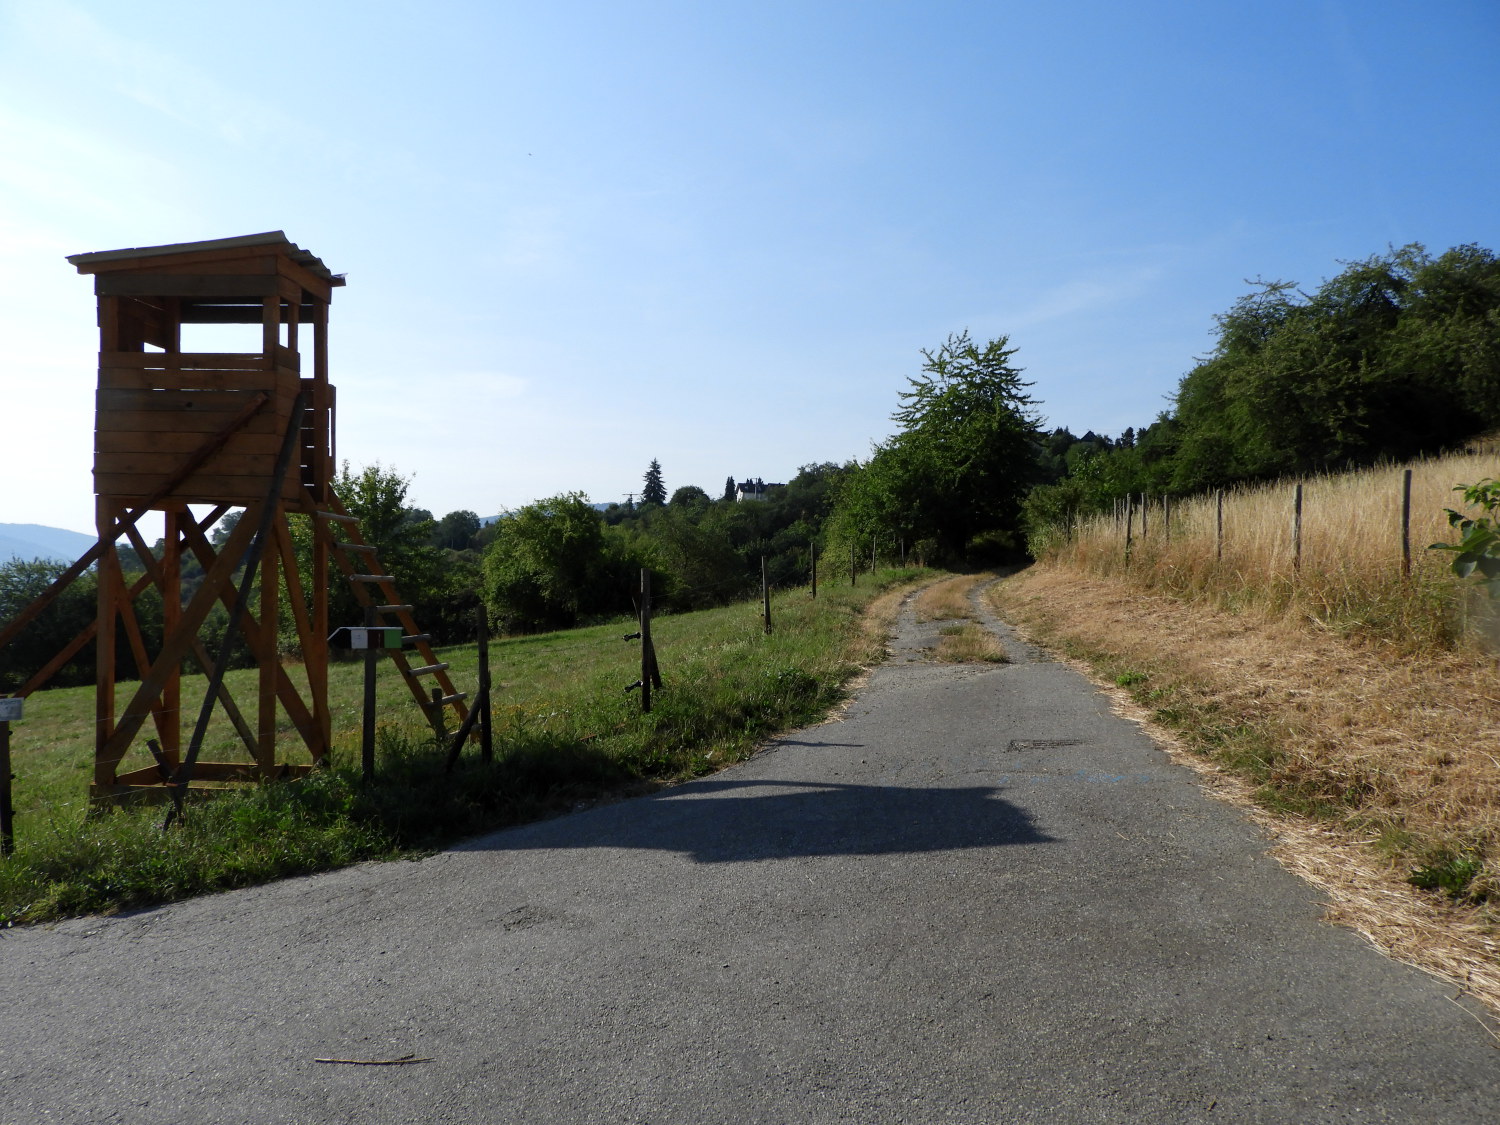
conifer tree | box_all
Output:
[642,459,667,506]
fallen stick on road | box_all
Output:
[313,1053,432,1066]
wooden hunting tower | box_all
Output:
[21,231,471,802]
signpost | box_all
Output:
[329,620,403,781]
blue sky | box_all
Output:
[2,0,1497,535]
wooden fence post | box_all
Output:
[810,542,817,599]
[0,715,13,857]
[1293,482,1304,574]
[850,545,856,587]
[477,606,492,763]
[1215,489,1225,562]
[1140,494,1148,538]
[1401,468,1413,579]
[430,686,446,741]
[1125,494,1135,563]
[762,556,772,635]
[362,603,377,782]
[640,568,656,714]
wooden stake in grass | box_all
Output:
[762,556,772,635]
[1401,467,1413,580]
[1216,489,1224,562]
[0,711,14,857]
[477,607,492,763]
[1125,494,1135,563]
[640,568,657,713]
[1293,482,1304,574]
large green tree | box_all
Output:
[482,493,640,633]
[844,332,1042,558]
[1168,244,1500,490]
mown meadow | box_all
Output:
[0,568,924,925]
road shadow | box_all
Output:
[460,777,1054,864]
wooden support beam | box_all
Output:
[96,506,262,779]
[94,498,118,787]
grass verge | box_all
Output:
[0,568,929,925]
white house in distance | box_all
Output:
[735,478,784,502]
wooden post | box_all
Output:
[762,556,772,635]
[1125,494,1135,563]
[870,538,876,574]
[1293,482,1304,574]
[257,531,279,776]
[1163,494,1172,538]
[1401,468,1413,579]
[160,509,182,769]
[478,607,492,762]
[0,717,13,857]
[850,545,856,587]
[640,569,653,714]
[361,603,377,782]
[94,498,117,788]
[430,686,446,740]
[1140,494,1148,537]
[810,543,817,599]
[1216,489,1224,562]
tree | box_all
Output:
[322,462,445,637]
[642,459,667,506]
[432,509,481,550]
[722,476,737,503]
[669,485,711,510]
[482,493,639,632]
[0,558,99,690]
[881,331,1043,556]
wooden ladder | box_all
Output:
[308,492,471,737]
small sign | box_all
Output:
[328,626,404,651]
[0,698,22,722]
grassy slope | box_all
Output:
[0,569,927,925]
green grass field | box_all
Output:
[0,569,923,924]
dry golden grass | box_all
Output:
[1043,451,1500,652]
[914,574,986,622]
[933,623,1008,663]
[990,566,1500,1015]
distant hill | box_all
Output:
[0,524,97,566]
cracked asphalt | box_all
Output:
[1,584,1496,1124]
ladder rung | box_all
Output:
[375,604,412,613]
[351,574,394,583]
[315,511,359,522]
[408,663,449,676]
[403,634,432,645]
[425,692,468,707]
[335,541,376,552]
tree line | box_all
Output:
[1023,243,1500,542]
[5,240,1497,682]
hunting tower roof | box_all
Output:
[66,231,344,285]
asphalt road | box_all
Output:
[1,588,1496,1124]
